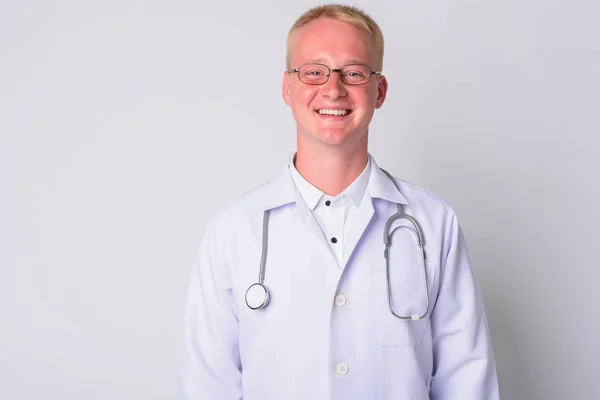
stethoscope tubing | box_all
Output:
[245,168,431,320]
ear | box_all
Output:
[375,75,388,109]
[282,70,292,106]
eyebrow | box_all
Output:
[305,58,368,66]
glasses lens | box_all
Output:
[298,64,329,84]
[340,65,372,85]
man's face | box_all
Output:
[282,18,387,149]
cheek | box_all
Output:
[292,94,312,115]
[348,86,376,105]
[291,88,318,109]
[363,87,380,106]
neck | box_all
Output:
[294,139,369,197]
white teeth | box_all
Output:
[318,109,349,116]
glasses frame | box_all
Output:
[287,63,382,86]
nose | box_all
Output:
[320,70,347,100]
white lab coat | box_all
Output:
[177,155,499,400]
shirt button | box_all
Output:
[330,237,338,243]
[336,362,349,376]
[334,294,347,307]
[325,200,331,206]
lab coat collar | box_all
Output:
[366,155,409,205]
[261,157,298,211]
[261,153,408,211]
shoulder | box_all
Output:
[369,155,456,220]
[200,159,294,244]
[394,177,456,217]
[210,178,272,230]
[387,175,462,245]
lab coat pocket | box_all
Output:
[369,269,436,347]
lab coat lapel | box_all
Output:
[342,194,375,270]
[342,156,409,270]
[295,191,330,244]
[261,157,339,265]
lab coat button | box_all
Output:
[336,362,349,376]
[334,294,347,307]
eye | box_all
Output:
[303,69,323,76]
[343,70,368,78]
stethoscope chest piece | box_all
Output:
[245,283,270,310]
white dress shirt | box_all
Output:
[177,154,499,400]
[289,157,371,266]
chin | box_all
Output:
[312,130,358,147]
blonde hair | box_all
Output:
[286,4,384,70]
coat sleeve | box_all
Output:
[429,210,499,399]
[176,218,243,400]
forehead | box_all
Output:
[290,18,375,66]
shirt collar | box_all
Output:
[289,154,371,210]
[340,158,371,206]
[261,153,407,211]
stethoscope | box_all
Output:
[244,169,430,321]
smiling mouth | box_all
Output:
[316,108,352,116]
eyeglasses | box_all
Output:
[287,63,382,85]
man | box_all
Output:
[178,4,498,399]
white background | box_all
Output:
[1,0,599,399]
